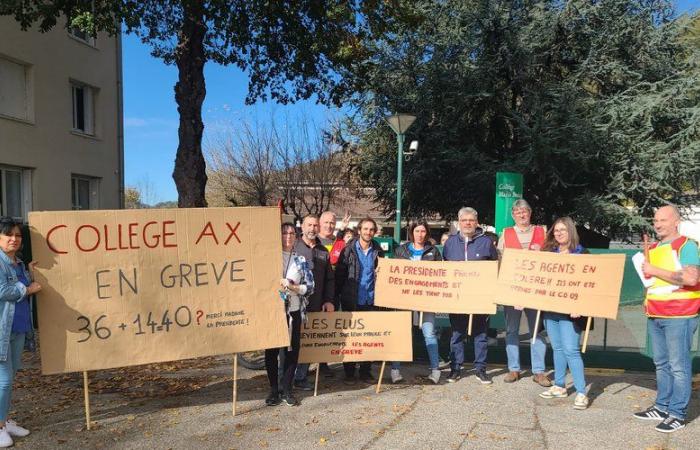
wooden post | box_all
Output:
[375,361,387,394]
[82,371,91,430]
[532,310,541,345]
[232,354,238,416]
[467,314,473,336]
[581,317,593,354]
[314,366,320,397]
[419,311,424,325]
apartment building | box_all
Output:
[0,17,124,221]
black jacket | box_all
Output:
[394,242,443,261]
[293,238,335,312]
[335,238,385,311]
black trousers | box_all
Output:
[343,304,375,377]
[265,310,301,394]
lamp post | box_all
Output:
[386,114,416,245]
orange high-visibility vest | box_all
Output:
[645,236,700,318]
[503,226,545,250]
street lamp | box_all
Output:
[385,113,416,245]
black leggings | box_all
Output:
[265,310,301,394]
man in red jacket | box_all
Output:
[497,199,551,387]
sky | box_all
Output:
[122,1,699,203]
[122,37,339,204]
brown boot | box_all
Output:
[533,373,552,387]
[504,371,520,383]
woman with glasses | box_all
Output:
[264,223,314,407]
[538,217,590,410]
[0,218,42,447]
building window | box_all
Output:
[72,175,99,210]
[0,166,32,220]
[69,27,97,46]
[0,56,33,122]
[71,82,96,135]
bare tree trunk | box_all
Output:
[173,1,208,207]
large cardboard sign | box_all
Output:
[298,312,412,364]
[375,259,498,314]
[496,249,625,319]
[29,207,289,374]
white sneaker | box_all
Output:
[390,369,404,384]
[573,393,589,410]
[428,369,441,384]
[0,427,13,448]
[5,419,29,437]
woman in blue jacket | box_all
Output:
[0,217,42,447]
[539,216,590,410]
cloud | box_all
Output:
[124,117,147,127]
[124,117,179,129]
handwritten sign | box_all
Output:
[29,207,289,374]
[298,312,412,363]
[375,259,498,314]
[496,249,625,319]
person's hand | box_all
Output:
[28,261,39,272]
[27,282,42,295]
[322,302,335,312]
[280,278,291,289]
[530,244,541,251]
[570,314,581,319]
[514,305,524,311]
[340,212,351,231]
[642,261,656,278]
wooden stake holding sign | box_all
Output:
[581,317,593,353]
[467,314,473,336]
[532,310,541,345]
[314,367,320,397]
[376,362,387,394]
[232,354,238,416]
[83,371,91,430]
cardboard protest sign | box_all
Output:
[496,249,625,319]
[375,259,498,314]
[29,207,289,374]
[298,312,412,364]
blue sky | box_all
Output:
[123,1,698,203]
[122,38,339,203]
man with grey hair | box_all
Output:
[496,199,551,387]
[442,207,498,384]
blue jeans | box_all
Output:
[504,306,546,374]
[649,316,699,420]
[544,315,586,395]
[449,314,488,371]
[0,333,25,421]
[421,313,440,370]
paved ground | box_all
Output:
[10,352,700,450]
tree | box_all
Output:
[205,115,352,222]
[342,0,699,236]
[2,1,399,206]
[206,119,278,207]
[124,186,145,209]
